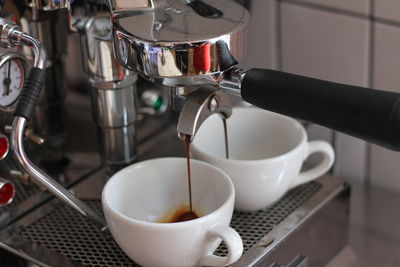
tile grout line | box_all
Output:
[276,0,282,71]
[281,0,369,19]
[374,17,400,28]
[280,0,379,181]
[282,0,400,29]
[279,0,341,175]
[365,0,375,185]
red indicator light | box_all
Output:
[0,181,14,205]
[0,135,9,160]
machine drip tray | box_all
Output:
[20,182,320,266]
[0,174,349,267]
[0,95,350,266]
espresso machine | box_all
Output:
[2,0,400,266]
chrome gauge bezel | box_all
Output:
[0,52,31,112]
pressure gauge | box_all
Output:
[0,52,30,112]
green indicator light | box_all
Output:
[153,97,163,111]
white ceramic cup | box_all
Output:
[102,157,243,267]
[191,107,335,211]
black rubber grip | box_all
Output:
[241,68,400,151]
[14,67,47,120]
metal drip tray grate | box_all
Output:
[216,181,321,255]
[21,201,135,267]
[20,182,321,267]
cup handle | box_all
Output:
[291,141,335,188]
[198,225,243,267]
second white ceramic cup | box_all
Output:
[191,108,335,211]
[102,158,243,267]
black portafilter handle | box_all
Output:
[240,68,400,151]
[14,67,47,120]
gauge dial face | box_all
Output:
[0,59,25,108]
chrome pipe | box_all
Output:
[1,19,107,229]
[0,20,47,69]
[20,33,47,70]
[78,14,138,173]
[11,117,106,228]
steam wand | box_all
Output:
[0,19,107,230]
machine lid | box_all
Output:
[112,0,249,87]
[113,0,248,43]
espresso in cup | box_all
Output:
[156,204,200,223]
[102,158,243,267]
[191,107,335,211]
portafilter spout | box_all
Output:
[177,86,232,142]
[0,19,107,230]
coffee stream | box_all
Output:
[183,134,193,213]
[178,118,229,222]
[223,118,229,159]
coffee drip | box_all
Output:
[183,134,193,213]
[223,118,229,159]
[179,118,230,221]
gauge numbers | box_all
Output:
[0,58,25,108]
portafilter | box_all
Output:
[111,0,400,151]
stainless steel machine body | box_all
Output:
[110,0,252,139]
[112,0,249,88]
[76,12,139,171]
[0,18,107,228]
[12,5,69,160]
[90,77,138,171]
[0,1,351,266]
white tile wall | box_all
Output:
[306,124,332,143]
[280,3,370,181]
[370,23,400,191]
[371,145,400,191]
[281,3,370,85]
[375,0,400,23]
[243,0,400,186]
[373,23,400,93]
[286,0,370,15]
[334,133,368,181]
[238,0,277,69]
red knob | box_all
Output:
[0,179,14,206]
[0,134,9,160]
